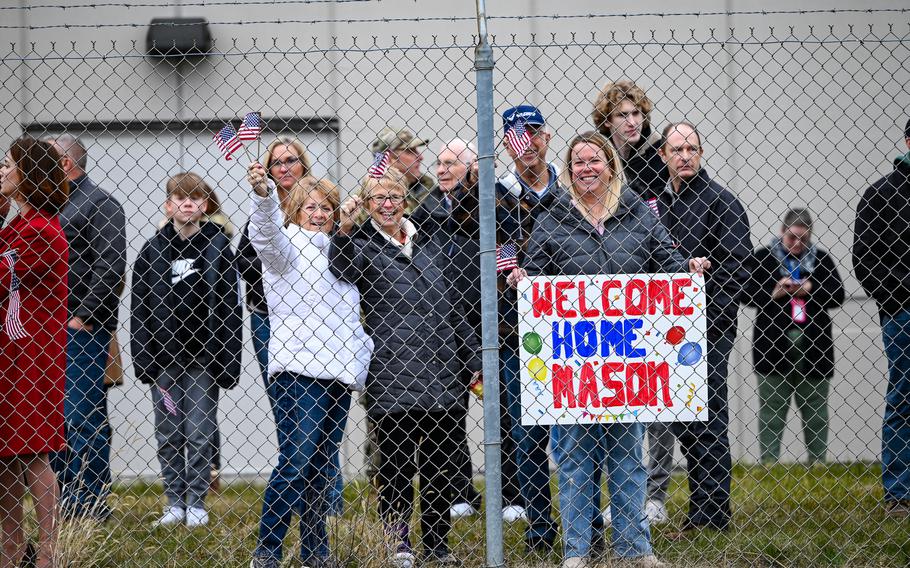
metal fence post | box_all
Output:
[473,2,503,568]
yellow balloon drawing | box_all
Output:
[528,357,548,382]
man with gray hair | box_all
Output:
[47,133,127,521]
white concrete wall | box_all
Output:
[1,0,908,478]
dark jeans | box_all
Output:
[671,333,735,530]
[52,327,112,514]
[255,373,351,563]
[882,309,910,502]
[376,409,459,556]
[502,342,557,546]
[450,395,524,510]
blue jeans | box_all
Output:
[252,313,344,515]
[255,373,351,563]
[882,309,910,501]
[52,327,112,514]
[502,342,557,545]
[556,422,652,559]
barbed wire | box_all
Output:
[0,0,376,9]
[1,8,907,30]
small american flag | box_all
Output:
[213,123,242,161]
[237,112,263,141]
[1,250,28,340]
[646,197,660,217]
[368,151,390,179]
[496,243,519,273]
[504,119,532,156]
[158,386,178,416]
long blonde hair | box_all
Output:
[560,131,625,219]
[282,176,340,227]
[263,136,313,183]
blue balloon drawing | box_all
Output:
[677,342,703,366]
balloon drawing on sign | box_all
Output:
[677,342,703,366]
[522,332,543,355]
[528,357,548,382]
[665,325,686,345]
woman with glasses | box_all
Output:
[246,165,373,568]
[508,131,709,568]
[743,208,844,463]
[330,168,481,568]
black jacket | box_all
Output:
[853,155,910,317]
[237,222,268,315]
[623,130,668,199]
[59,175,127,330]
[329,221,481,418]
[524,189,686,277]
[130,222,243,389]
[743,246,845,378]
[649,169,752,337]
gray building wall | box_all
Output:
[1,0,907,478]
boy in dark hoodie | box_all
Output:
[130,172,242,528]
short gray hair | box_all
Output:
[439,138,477,165]
[45,133,88,171]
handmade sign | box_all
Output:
[516,273,709,425]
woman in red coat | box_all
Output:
[0,137,69,568]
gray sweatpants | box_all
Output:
[151,365,219,509]
[646,421,676,504]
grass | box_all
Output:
[24,463,910,567]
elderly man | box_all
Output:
[371,126,434,213]
[47,134,127,521]
[410,139,527,522]
[651,122,752,538]
[853,117,910,518]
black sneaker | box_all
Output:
[249,556,280,568]
[885,500,910,518]
[590,529,607,560]
[302,555,343,568]
[423,552,461,567]
[19,541,36,568]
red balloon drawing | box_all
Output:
[666,326,686,345]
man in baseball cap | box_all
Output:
[371,126,434,212]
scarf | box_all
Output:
[769,237,817,280]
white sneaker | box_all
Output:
[560,557,588,568]
[644,500,669,524]
[450,502,478,519]
[602,505,612,526]
[501,505,527,522]
[391,551,416,568]
[623,554,669,568]
[185,506,209,527]
[153,505,185,527]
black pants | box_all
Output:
[449,393,524,510]
[376,409,459,555]
[672,333,735,530]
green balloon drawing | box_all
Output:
[522,332,543,355]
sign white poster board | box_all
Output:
[516,273,709,426]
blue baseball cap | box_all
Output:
[502,105,545,133]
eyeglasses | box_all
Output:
[368,194,406,205]
[271,156,301,168]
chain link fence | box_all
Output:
[1,3,909,567]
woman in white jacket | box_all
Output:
[246,165,373,568]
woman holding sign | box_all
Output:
[508,131,709,568]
